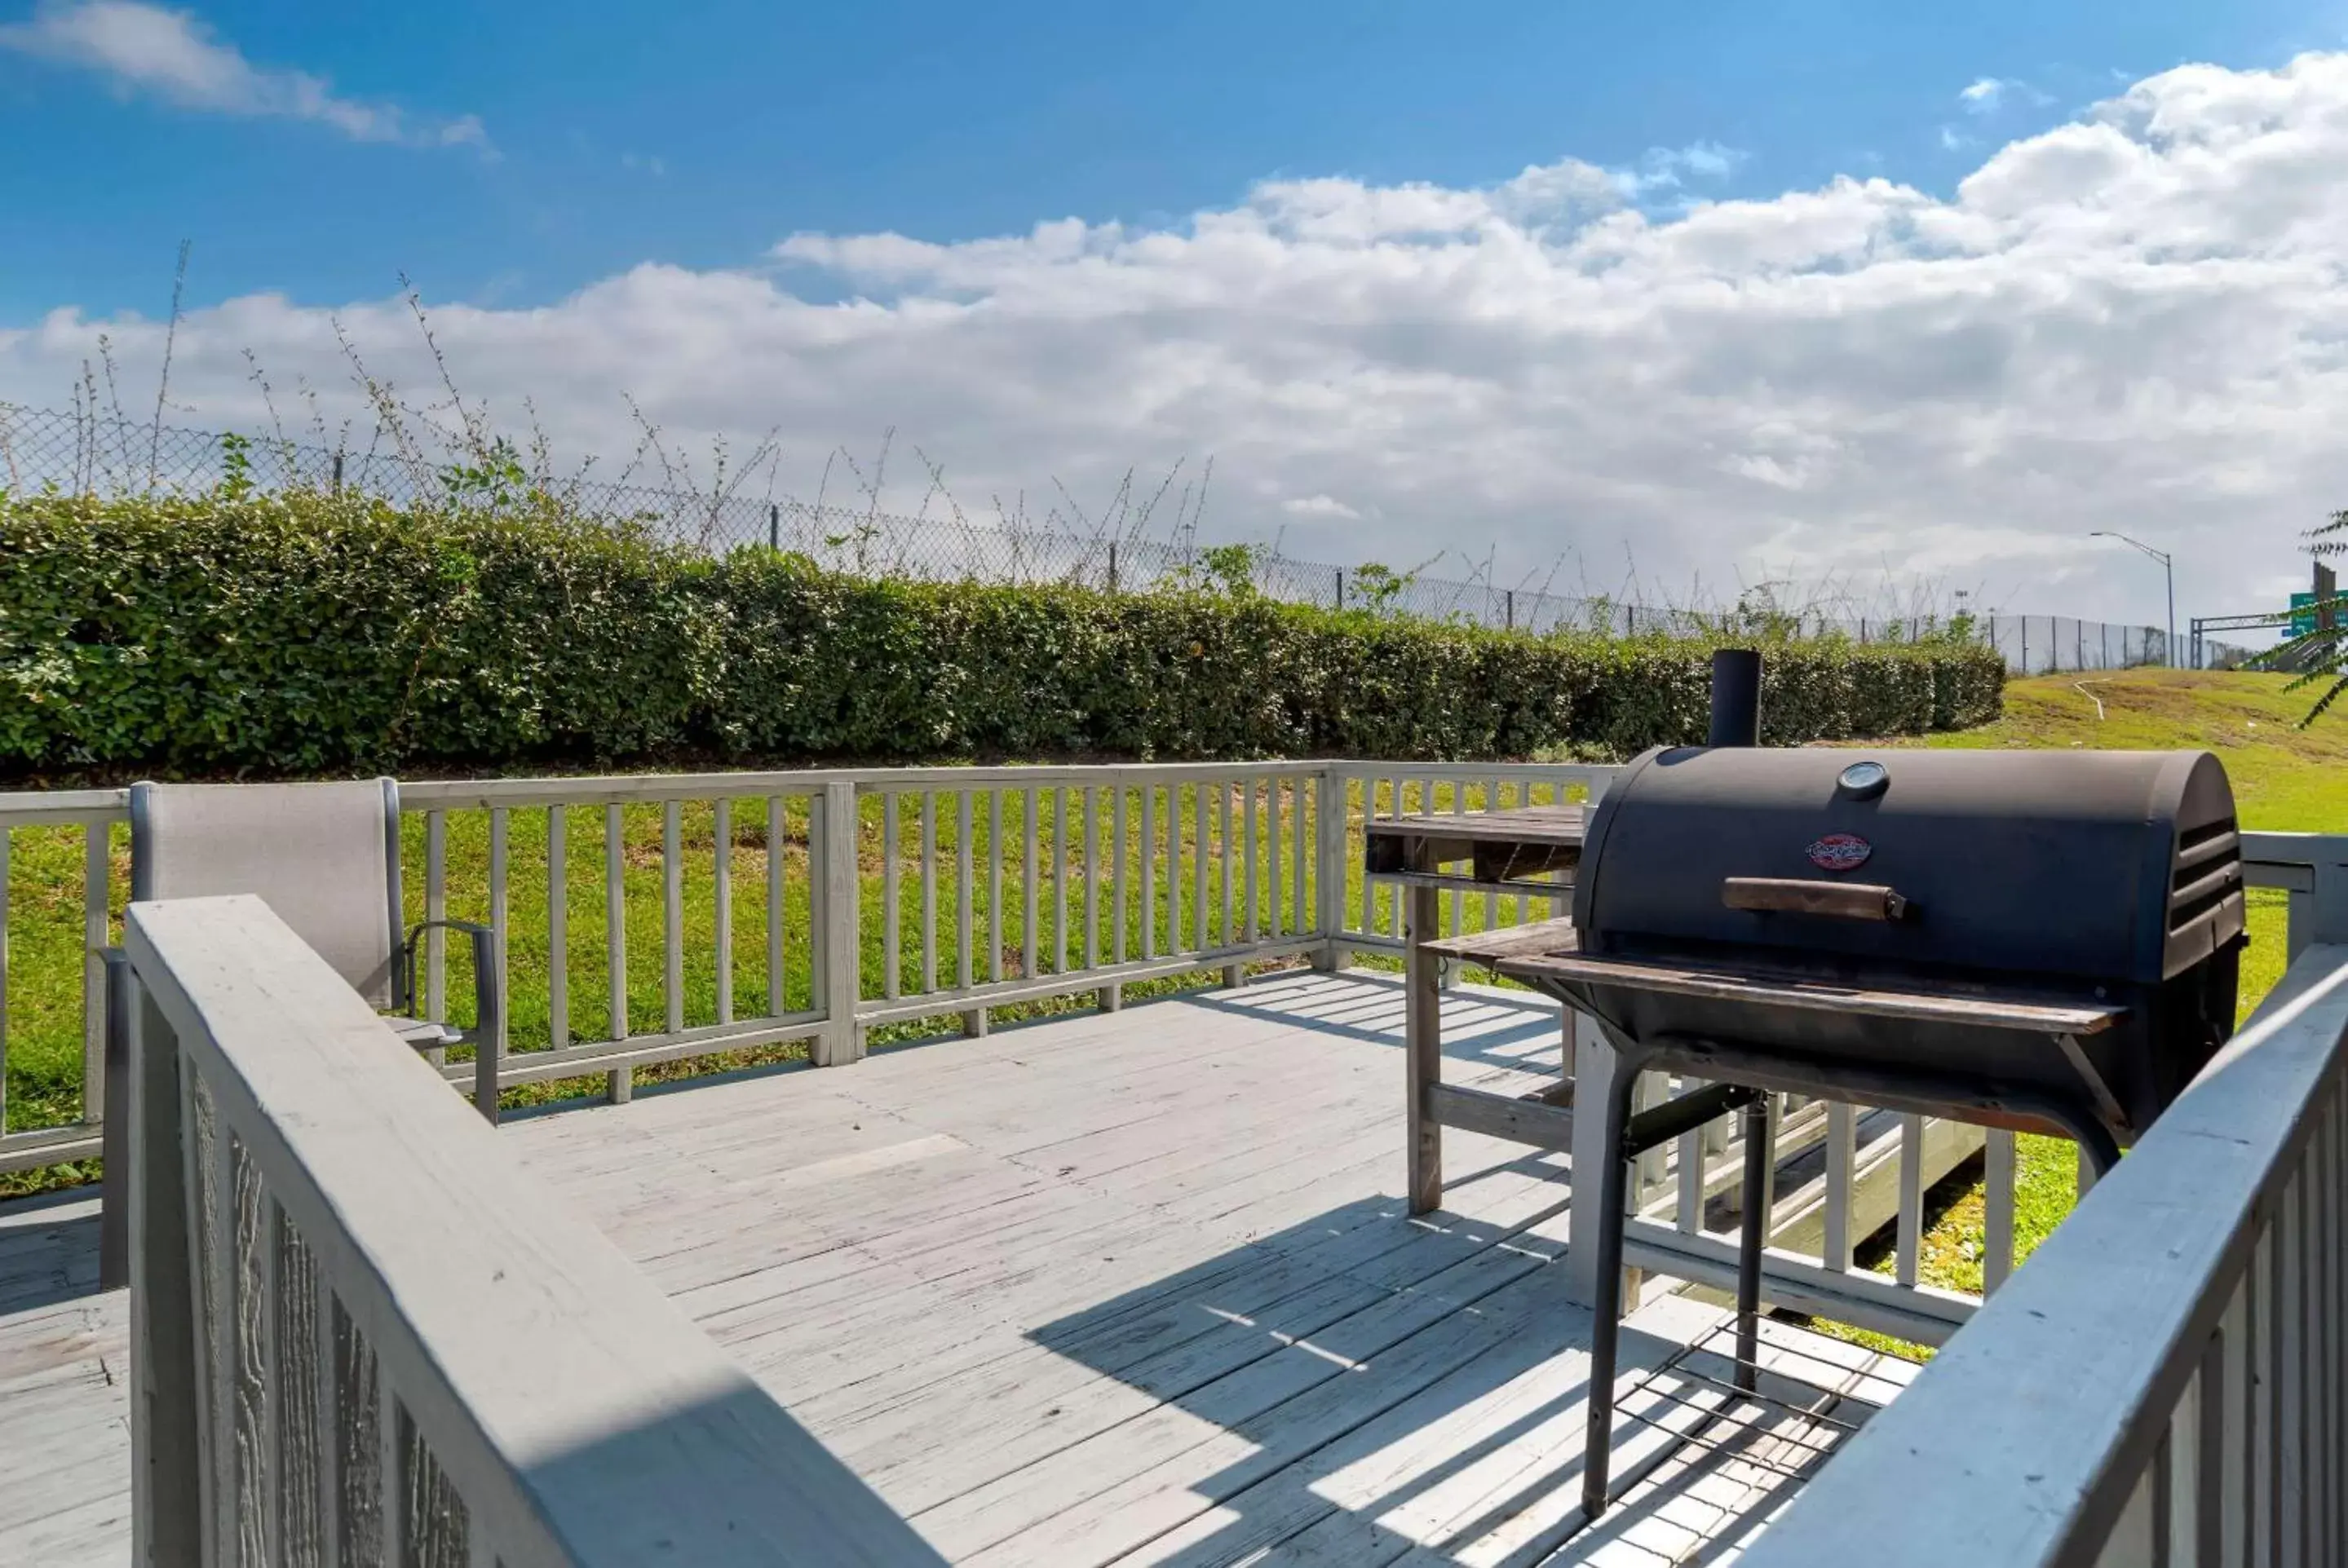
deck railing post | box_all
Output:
[815,781,863,1065]
[99,949,132,1289]
[1313,766,1351,971]
[126,969,203,1565]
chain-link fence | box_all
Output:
[0,401,2258,670]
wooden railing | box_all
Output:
[0,762,1613,1172]
[14,762,2306,1364]
[1745,832,2348,1566]
[120,893,942,1566]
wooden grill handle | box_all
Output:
[1722,877,1910,921]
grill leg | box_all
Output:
[1580,1055,1645,1523]
[1735,1095,1773,1394]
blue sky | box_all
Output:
[5,2,2348,628]
[0,0,2334,319]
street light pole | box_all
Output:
[2090,531,2177,668]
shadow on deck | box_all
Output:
[0,970,1911,1567]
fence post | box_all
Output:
[1505,590,1515,631]
[329,453,343,494]
[1108,541,1119,594]
[815,781,862,1066]
[768,501,780,550]
[1313,767,1351,971]
[1334,568,1344,610]
[126,968,203,1563]
[2022,617,2029,674]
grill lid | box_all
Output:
[1572,746,2243,988]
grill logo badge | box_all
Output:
[1806,833,1873,872]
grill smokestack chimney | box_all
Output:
[1708,649,1762,748]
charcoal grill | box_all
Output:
[1501,739,2246,1519]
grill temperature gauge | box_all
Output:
[1837,761,1890,799]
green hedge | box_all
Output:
[0,493,2003,775]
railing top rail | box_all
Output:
[357,758,1628,810]
[2240,828,2348,864]
[126,894,940,1566]
[1741,939,2348,1568]
[0,785,129,825]
[0,762,1620,821]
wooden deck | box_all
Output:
[0,970,1914,1566]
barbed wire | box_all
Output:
[0,400,2253,671]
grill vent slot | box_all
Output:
[2170,817,2242,933]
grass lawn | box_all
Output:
[1831,668,2348,1345]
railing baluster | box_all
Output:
[713,798,733,1026]
[1291,775,1307,943]
[1055,788,1071,975]
[1218,781,1235,946]
[1141,786,1158,961]
[1023,788,1040,983]
[1112,786,1128,965]
[1895,1111,1926,1288]
[604,806,626,1045]
[922,791,939,996]
[2315,1128,2329,1561]
[1675,1092,1703,1235]
[1264,778,1281,938]
[957,790,975,992]
[882,793,901,1001]
[309,1243,339,1556]
[1387,777,1404,939]
[1436,779,1455,939]
[1510,782,1529,929]
[426,812,447,1027]
[1084,786,1100,971]
[766,796,786,1016]
[1823,1101,1855,1272]
[1983,1128,2017,1294]
[1357,777,1374,939]
[988,790,1003,985]
[546,806,568,1050]
[661,801,683,1036]
[1244,776,1260,944]
[1193,784,1209,954]
[83,821,109,1123]
[2282,1172,2307,1568]
[1485,775,1502,931]
[488,809,509,1069]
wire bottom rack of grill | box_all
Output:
[1613,1318,1894,1486]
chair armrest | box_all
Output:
[403,919,504,1124]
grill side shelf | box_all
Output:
[1497,952,2127,1036]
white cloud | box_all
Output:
[1960,77,2009,113]
[1939,125,1972,151]
[1282,494,1361,520]
[0,0,486,148]
[15,54,2348,624]
[1612,140,1748,199]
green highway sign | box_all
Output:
[2293,592,2320,636]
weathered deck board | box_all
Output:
[0,970,1908,1567]
[0,1195,130,1568]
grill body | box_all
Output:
[1564,746,2245,1142]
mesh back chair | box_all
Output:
[127,779,503,1120]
